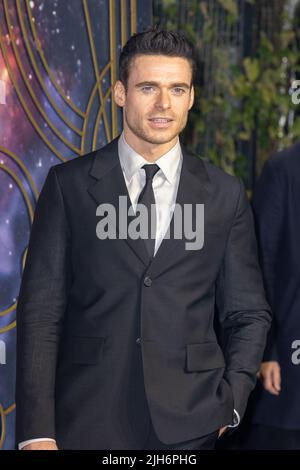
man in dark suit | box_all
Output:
[16,29,271,450]
[244,143,300,449]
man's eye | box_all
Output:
[173,88,185,95]
[141,86,155,93]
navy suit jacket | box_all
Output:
[252,142,300,429]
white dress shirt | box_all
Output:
[18,132,238,449]
[118,131,182,255]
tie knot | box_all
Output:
[142,164,160,181]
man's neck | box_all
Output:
[123,129,179,162]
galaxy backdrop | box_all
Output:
[0,0,152,449]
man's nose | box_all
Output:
[155,90,171,109]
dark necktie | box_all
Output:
[137,164,160,258]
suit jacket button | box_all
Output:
[136,337,141,346]
[144,276,152,287]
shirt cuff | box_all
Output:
[227,409,240,428]
[18,438,56,450]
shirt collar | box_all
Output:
[118,131,182,184]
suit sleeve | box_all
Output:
[252,160,284,362]
[216,178,272,421]
[15,166,72,443]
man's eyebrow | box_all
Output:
[135,81,191,89]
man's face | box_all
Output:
[114,55,194,146]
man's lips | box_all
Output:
[148,117,174,128]
[148,117,173,122]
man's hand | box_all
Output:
[218,426,228,438]
[22,441,58,450]
[257,361,281,395]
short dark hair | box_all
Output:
[119,28,197,89]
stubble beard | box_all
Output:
[124,110,188,145]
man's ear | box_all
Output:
[188,85,195,110]
[114,80,126,107]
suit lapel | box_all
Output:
[148,147,212,278]
[87,137,150,267]
[87,138,212,274]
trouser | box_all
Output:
[144,421,219,450]
[242,424,300,450]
